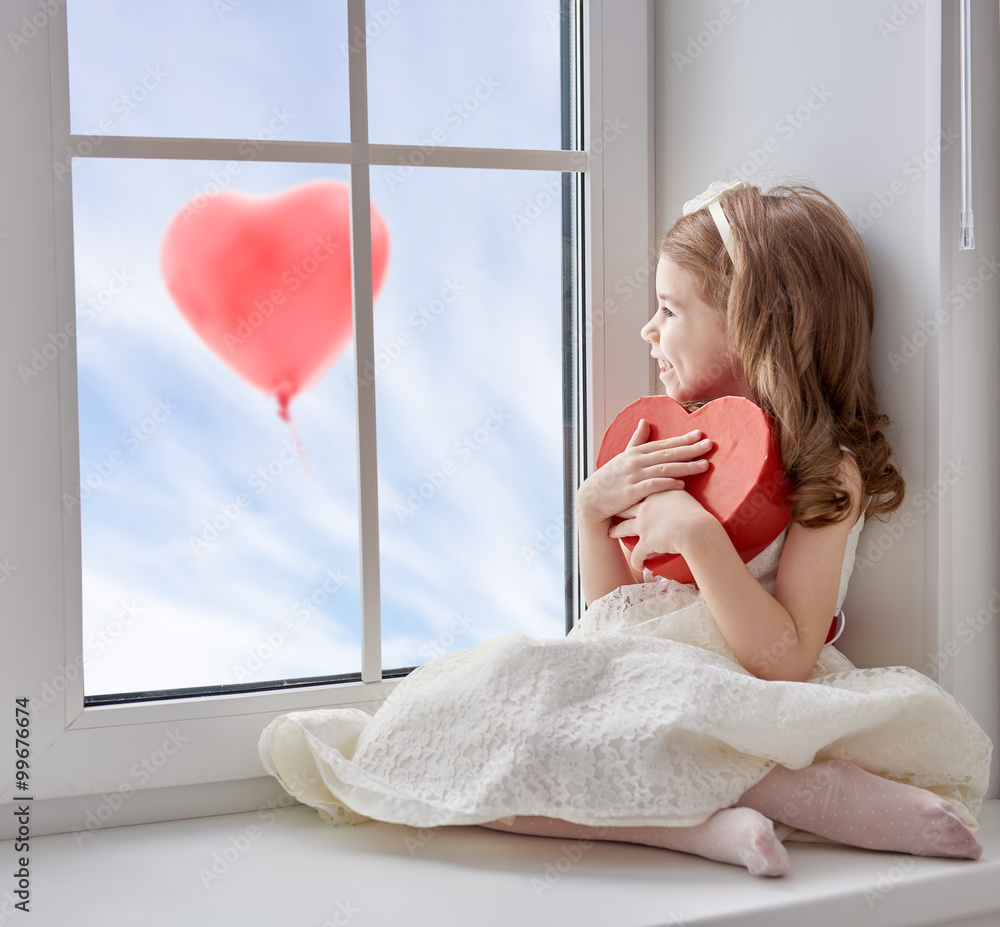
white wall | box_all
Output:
[940,0,1000,799]
[653,0,999,796]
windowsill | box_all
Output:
[8,797,999,925]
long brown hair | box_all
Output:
[660,183,904,527]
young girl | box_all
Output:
[259,181,992,878]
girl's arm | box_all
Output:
[576,421,713,606]
[611,456,865,682]
[577,511,639,607]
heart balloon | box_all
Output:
[596,395,791,585]
[160,179,389,457]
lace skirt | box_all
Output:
[259,581,992,832]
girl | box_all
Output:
[260,181,991,878]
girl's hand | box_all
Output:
[608,488,712,572]
[576,421,712,526]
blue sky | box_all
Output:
[67,0,569,694]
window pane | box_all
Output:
[72,158,374,695]
[365,0,566,150]
[64,2,580,699]
[66,0,349,143]
[370,165,568,669]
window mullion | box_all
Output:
[347,0,382,683]
[60,135,580,171]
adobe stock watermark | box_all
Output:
[671,0,754,72]
[573,241,661,352]
[52,66,168,181]
[544,8,564,32]
[887,253,1000,372]
[222,234,343,354]
[877,0,926,41]
[0,890,26,926]
[85,599,145,663]
[213,0,244,19]
[656,913,692,927]
[27,601,145,715]
[340,0,404,60]
[350,276,469,394]
[531,834,604,896]
[383,76,501,191]
[771,758,853,823]
[0,558,18,587]
[508,118,631,224]
[521,513,564,567]
[511,178,561,234]
[175,107,296,224]
[855,128,958,231]
[922,587,999,681]
[569,115,628,169]
[729,84,834,182]
[527,831,682,901]
[418,610,479,662]
[394,407,511,523]
[864,855,917,908]
[62,399,179,513]
[189,494,251,554]
[319,902,360,927]
[864,819,965,908]
[611,246,659,305]
[70,729,189,845]
[504,115,628,232]
[402,826,437,856]
[199,824,265,887]
[189,441,304,555]
[18,268,136,386]
[7,0,65,54]
[229,568,349,682]
[197,786,304,888]
[864,808,980,910]
[855,458,971,576]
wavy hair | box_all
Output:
[660,183,905,527]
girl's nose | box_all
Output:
[640,317,656,342]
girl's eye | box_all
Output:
[658,306,674,318]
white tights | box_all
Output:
[479,759,982,877]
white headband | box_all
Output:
[682,180,745,263]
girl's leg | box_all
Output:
[479,807,790,877]
[735,759,982,860]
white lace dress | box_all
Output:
[258,512,992,837]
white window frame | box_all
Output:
[0,0,656,835]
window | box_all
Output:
[66,0,575,701]
[1,0,654,826]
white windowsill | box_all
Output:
[7,798,999,926]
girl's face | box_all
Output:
[641,256,750,404]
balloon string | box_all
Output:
[277,400,313,482]
[288,415,313,481]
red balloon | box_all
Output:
[160,179,389,421]
[596,395,791,585]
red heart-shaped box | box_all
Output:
[596,395,791,585]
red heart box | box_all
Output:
[596,395,791,586]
